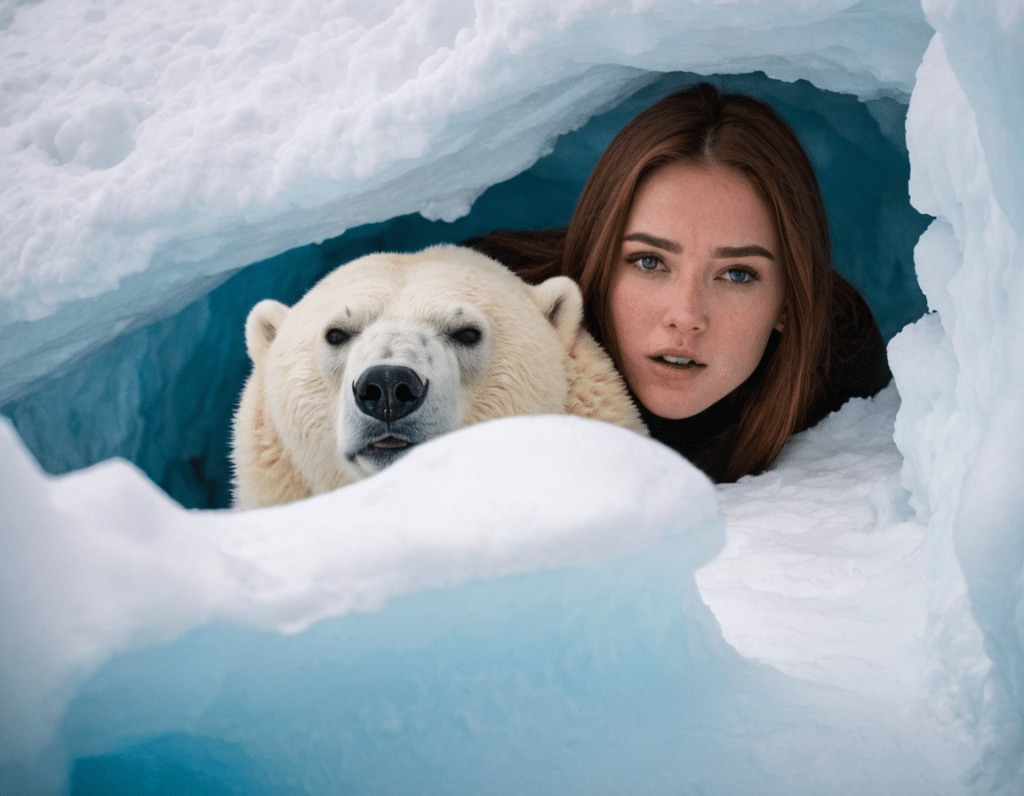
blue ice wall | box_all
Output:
[1,72,930,509]
[60,538,740,796]
[51,525,921,796]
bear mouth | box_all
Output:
[352,434,417,474]
[367,435,411,451]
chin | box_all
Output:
[638,393,704,420]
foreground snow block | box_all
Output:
[64,538,733,795]
[0,397,987,794]
[1,414,732,794]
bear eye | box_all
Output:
[448,326,482,347]
[325,327,351,346]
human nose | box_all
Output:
[662,275,708,332]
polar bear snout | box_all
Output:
[352,365,429,422]
[336,317,468,480]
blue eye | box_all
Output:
[635,254,661,272]
[725,268,755,284]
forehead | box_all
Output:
[628,163,778,248]
[297,254,521,320]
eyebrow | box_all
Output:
[624,233,775,261]
[623,232,681,253]
[715,245,776,261]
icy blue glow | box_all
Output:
[1,0,1022,794]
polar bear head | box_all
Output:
[231,244,597,509]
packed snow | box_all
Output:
[1,0,1022,794]
[0,394,982,795]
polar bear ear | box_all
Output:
[531,276,585,349]
[245,299,289,365]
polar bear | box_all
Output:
[231,244,645,509]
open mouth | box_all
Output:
[366,435,411,451]
[347,433,420,468]
[652,355,705,369]
[346,434,418,472]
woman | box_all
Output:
[467,83,891,482]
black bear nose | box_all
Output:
[353,365,428,422]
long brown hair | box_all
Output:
[469,83,868,481]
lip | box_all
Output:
[346,435,415,463]
[364,435,411,452]
[648,352,706,369]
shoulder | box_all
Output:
[808,274,892,426]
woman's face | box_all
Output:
[610,162,785,420]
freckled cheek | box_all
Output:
[609,280,650,366]
[714,309,776,375]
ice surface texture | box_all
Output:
[1,0,1023,793]
[0,0,930,402]
[0,405,978,794]
[891,2,1024,786]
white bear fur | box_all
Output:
[231,244,645,509]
